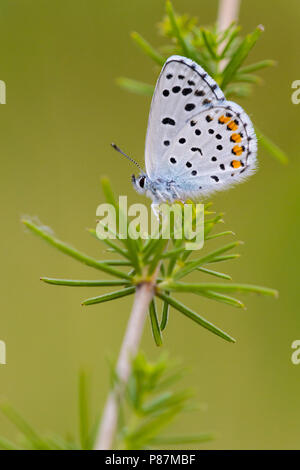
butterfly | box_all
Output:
[114,55,257,213]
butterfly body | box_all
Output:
[131,55,257,203]
[132,174,181,203]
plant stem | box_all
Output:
[217,0,241,69]
[217,0,240,33]
[95,281,156,450]
[95,0,242,451]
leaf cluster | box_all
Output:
[22,178,277,346]
[114,352,213,449]
[0,355,212,450]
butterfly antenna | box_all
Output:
[111,143,143,172]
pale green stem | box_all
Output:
[217,0,241,69]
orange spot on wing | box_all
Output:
[231,133,242,143]
[218,115,231,124]
[227,120,238,131]
[232,145,243,156]
[231,159,242,168]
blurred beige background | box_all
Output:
[0,0,299,449]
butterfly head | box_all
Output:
[111,143,149,194]
[131,173,149,195]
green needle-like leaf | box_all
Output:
[193,290,245,309]
[162,282,244,309]
[164,281,278,298]
[197,267,232,280]
[225,83,251,98]
[101,177,119,212]
[87,412,101,451]
[256,127,288,164]
[82,286,135,306]
[219,25,241,59]
[160,294,170,331]
[101,177,126,239]
[0,437,20,450]
[101,238,131,259]
[207,254,240,264]
[131,32,165,65]
[0,402,50,449]
[157,292,235,343]
[239,59,276,74]
[22,219,131,280]
[161,246,186,259]
[41,278,130,287]
[125,406,183,450]
[143,390,191,415]
[174,241,242,280]
[116,77,154,96]
[101,178,142,272]
[221,25,264,89]
[88,228,131,260]
[149,300,163,346]
[165,0,196,62]
[148,239,169,275]
[233,73,262,84]
[205,230,235,241]
[201,29,218,60]
[102,260,132,266]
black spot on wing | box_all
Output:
[182,88,192,96]
[191,147,202,155]
[162,117,176,125]
[185,103,196,111]
[211,175,219,182]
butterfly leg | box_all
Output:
[151,203,161,220]
[169,184,184,204]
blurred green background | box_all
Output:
[0,0,299,449]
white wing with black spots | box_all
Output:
[144,55,225,179]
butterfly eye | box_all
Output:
[139,177,145,188]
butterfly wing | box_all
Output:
[162,101,257,200]
[145,55,225,179]
[144,55,257,201]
